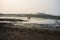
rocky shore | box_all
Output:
[0,23,60,40]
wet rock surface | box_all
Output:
[0,24,60,40]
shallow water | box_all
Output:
[0,17,57,24]
[20,17,56,24]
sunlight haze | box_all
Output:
[0,0,60,15]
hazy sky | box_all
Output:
[0,0,60,15]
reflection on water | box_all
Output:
[0,17,56,24]
[20,17,56,24]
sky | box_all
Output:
[0,0,60,15]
